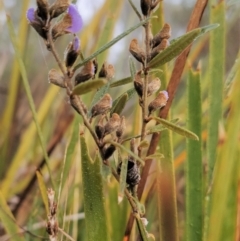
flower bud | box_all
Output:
[98,62,115,80]
[104,113,121,136]
[140,0,151,16]
[129,39,145,64]
[117,158,140,187]
[148,90,169,115]
[102,144,116,160]
[48,69,65,88]
[150,39,169,60]
[75,60,95,85]
[95,124,105,140]
[133,72,143,97]
[116,116,126,139]
[91,94,112,118]
[70,95,87,115]
[64,36,80,68]
[151,23,171,48]
[49,0,70,19]
[36,0,49,21]
[147,77,161,96]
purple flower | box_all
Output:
[161,90,169,100]
[66,4,83,33]
[73,36,80,51]
[26,8,36,23]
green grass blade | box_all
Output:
[206,47,240,241]
[6,15,55,188]
[0,191,25,241]
[153,117,199,140]
[74,16,152,70]
[207,2,225,183]
[72,79,107,95]
[110,76,132,88]
[36,171,49,215]
[148,24,219,68]
[80,135,110,241]
[186,68,203,241]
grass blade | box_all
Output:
[80,135,110,241]
[186,68,203,241]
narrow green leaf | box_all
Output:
[112,87,136,107]
[135,214,151,241]
[207,2,225,183]
[80,135,110,241]
[153,117,199,140]
[145,153,164,160]
[74,16,153,70]
[148,24,219,68]
[148,118,179,134]
[6,15,55,188]
[138,140,149,149]
[129,56,137,79]
[118,158,128,200]
[110,76,132,88]
[186,68,203,241]
[108,141,144,165]
[36,171,49,215]
[72,79,107,95]
[110,93,128,115]
[0,191,25,241]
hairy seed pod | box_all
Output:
[117,158,140,187]
[102,144,116,160]
[36,0,49,21]
[48,69,65,88]
[95,124,105,140]
[148,90,169,115]
[91,94,112,118]
[93,58,98,76]
[116,116,126,139]
[52,14,72,40]
[133,72,143,97]
[140,0,151,16]
[147,77,161,96]
[150,39,169,60]
[75,60,95,85]
[64,37,80,68]
[129,39,145,64]
[98,62,115,80]
[104,113,121,136]
[151,23,171,48]
[49,0,70,19]
[70,95,87,115]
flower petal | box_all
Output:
[67,4,83,33]
[26,8,36,23]
[73,36,80,51]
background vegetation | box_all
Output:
[0,0,240,240]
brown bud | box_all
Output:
[36,0,49,21]
[129,39,145,64]
[116,116,126,139]
[52,14,72,40]
[148,90,169,115]
[70,95,87,115]
[133,72,143,97]
[64,37,80,69]
[48,69,65,88]
[104,113,121,136]
[75,60,95,85]
[93,58,98,76]
[150,39,169,60]
[91,94,112,118]
[98,62,115,80]
[49,0,70,19]
[150,0,160,11]
[117,158,140,187]
[102,144,116,160]
[147,77,161,96]
[151,23,171,48]
[141,0,151,16]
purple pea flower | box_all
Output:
[66,4,83,34]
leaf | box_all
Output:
[145,153,164,160]
[138,140,149,149]
[148,24,219,68]
[108,141,144,165]
[148,118,179,134]
[80,135,110,241]
[0,190,25,241]
[36,171,49,215]
[72,79,107,95]
[129,56,137,79]
[110,93,128,115]
[110,76,132,88]
[153,117,199,140]
[118,158,128,202]
[74,16,153,70]
[112,87,136,107]
[135,214,151,241]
